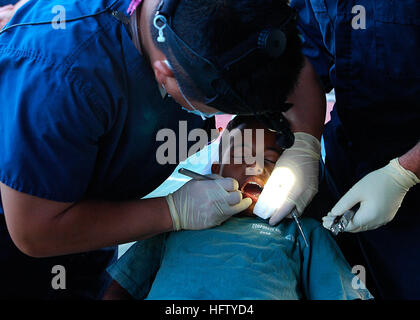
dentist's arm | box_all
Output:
[1,183,173,258]
[1,175,250,258]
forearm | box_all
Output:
[284,57,326,141]
[1,183,174,258]
[45,197,173,256]
[103,281,134,300]
[399,141,420,179]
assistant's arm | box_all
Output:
[284,56,326,140]
[323,141,420,233]
[399,142,420,179]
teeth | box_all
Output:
[247,181,262,188]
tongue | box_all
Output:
[242,184,262,201]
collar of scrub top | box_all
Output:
[153,0,298,149]
[0,0,122,35]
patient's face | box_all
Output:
[212,121,284,217]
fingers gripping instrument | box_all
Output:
[254,132,321,223]
[330,205,359,236]
[167,169,252,231]
[323,158,420,233]
[179,169,308,247]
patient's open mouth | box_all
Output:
[241,180,264,203]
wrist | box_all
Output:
[160,196,176,232]
[398,155,420,181]
[293,132,321,158]
[294,132,321,144]
[392,158,420,187]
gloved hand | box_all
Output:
[253,132,321,226]
[322,158,420,233]
[165,174,252,230]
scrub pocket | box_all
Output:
[374,0,420,79]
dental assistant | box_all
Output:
[288,0,419,299]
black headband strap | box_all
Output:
[154,0,297,148]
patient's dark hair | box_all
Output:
[151,0,304,115]
[218,115,282,163]
[225,115,261,132]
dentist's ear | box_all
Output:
[153,60,174,85]
[153,59,179,99]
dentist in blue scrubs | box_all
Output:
[291,0,420,299]
[0,0,251,299]
[0,0,205,299]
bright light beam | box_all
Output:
[253,167,296,219]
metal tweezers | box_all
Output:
[330,205,360,236]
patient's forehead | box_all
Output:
[230,121,280,149]
[218,119,284,164]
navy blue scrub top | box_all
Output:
[0,0,212,298]
[0,0,209,209]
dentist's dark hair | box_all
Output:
[151,0,304,115]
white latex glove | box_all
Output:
[165,174,252,230]
[322,158,420,233]
[253,132,321,225]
